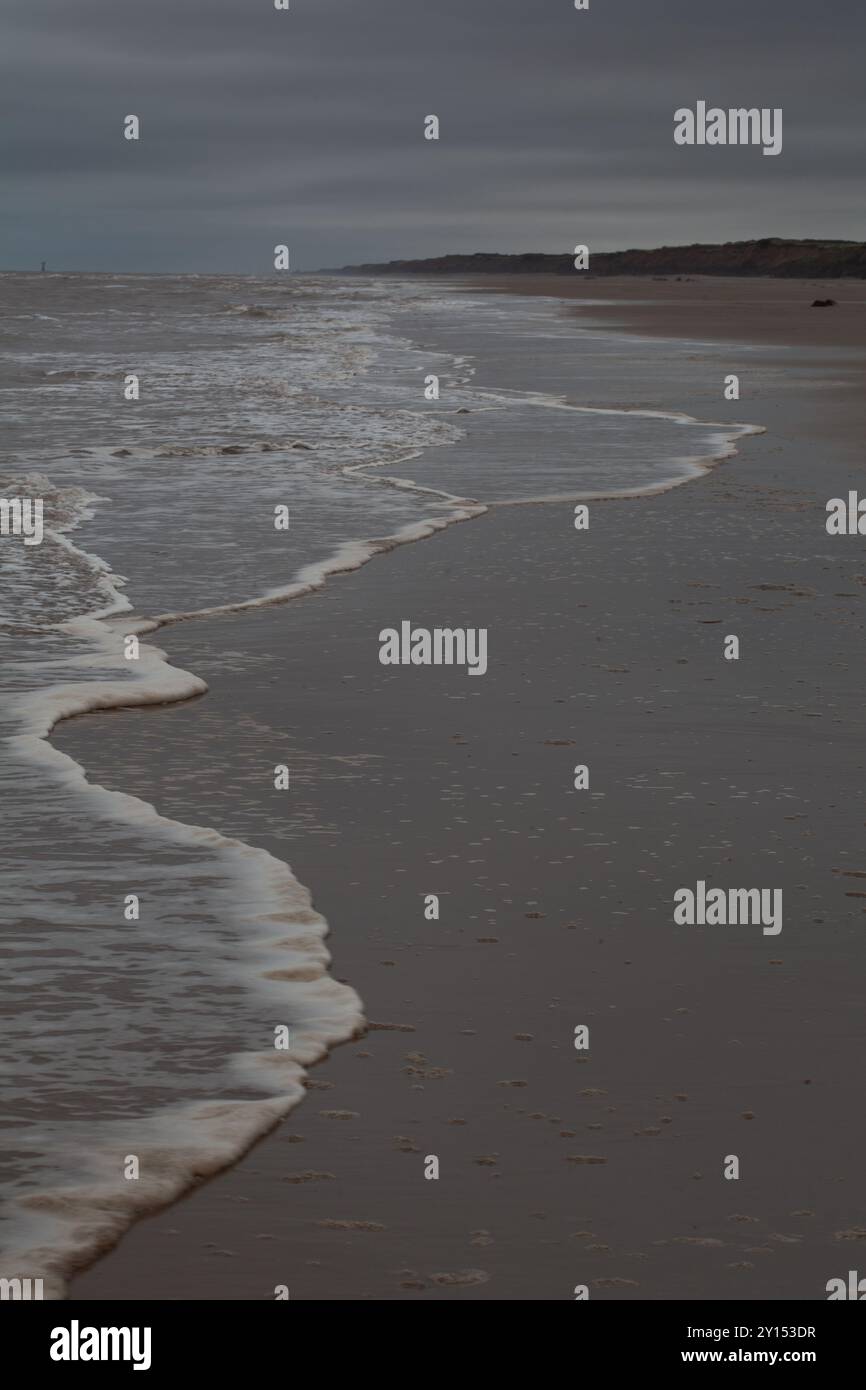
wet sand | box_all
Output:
[464,274,866,351]
[59,279,866,1300]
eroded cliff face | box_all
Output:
[328,238,866,279]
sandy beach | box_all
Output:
[465,274,866,351]
[53,277,866,1301]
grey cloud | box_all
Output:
[1,0,863,271]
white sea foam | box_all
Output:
[1,607,363,1296]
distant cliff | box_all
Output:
[325,238,866,279]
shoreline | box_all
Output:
[54,276,866,1295]
[14,358,761,1296]
[3,283,766,1298]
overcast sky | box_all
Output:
[2,0,863,272]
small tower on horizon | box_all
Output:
[40,260,46,272]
